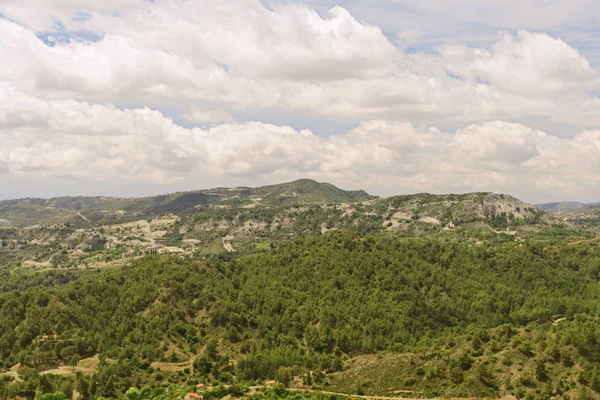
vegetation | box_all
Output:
[1,229,600,398]
[1,181,599,399]
[0,182,574,271]
[0,179,375,228]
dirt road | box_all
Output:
[77,211,91,223]
[288,388,423,400]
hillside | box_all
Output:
[0,179,376,228]
[0,186,569,270]
[2,231,600,399]
[0,183,597,400]
[373,192,551,229]
[537,202,600,233]
[536,201,593,212]
[202,179,376,206]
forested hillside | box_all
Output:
[2,231,600,399]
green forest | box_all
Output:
[2,230,600,399]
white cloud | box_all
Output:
[1,81,599,202]
[0,0,599,201]
[0,1,598,128]
[441,31,596,96]
[0,0,145,31]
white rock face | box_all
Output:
[419,217,441,225]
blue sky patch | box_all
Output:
[35,19,102,46]
[72,11,92,22]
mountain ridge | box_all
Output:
[0,179,374,204]
[0,180,553,235]
[536,201,600,212]
[0,180,558,234]
[0,179,375,227]
[0,180,567,270]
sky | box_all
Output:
[0,0,599,203]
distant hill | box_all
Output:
[0,185,568,269]
[536,201,600,233]
[375,192,551,230]
[536,201,597,212]
[203,178,376,206]
[0,179,376,227]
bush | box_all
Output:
[41,392,67,400]
[519,373,534,387]
[274,367,293,387]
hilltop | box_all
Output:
[202,179,375,206]
[373,192,550,229]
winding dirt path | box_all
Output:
[288,388,426,400]
[77,211,91,223]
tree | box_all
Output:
[41,392,67,400]
[59,346,77,362]
[194,356,213,376]
[205,339,219,360]
[274,367,293,387]
[125,387,142,400]
[535,360,549,382]
[591,367,600,393]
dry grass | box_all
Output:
[39,355,99,376]
[151,359,193,373]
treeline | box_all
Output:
[0,269,81,293]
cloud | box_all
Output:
[394,0,596,30]
[0,0,145,31]
[0,1,599,201]
[316,1,600,59]
[441,31,596,96]
[0,1,598,128]
[1,81,599,202]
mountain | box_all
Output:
[376,192,549,228]
[203,178,376,206]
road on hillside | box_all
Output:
[77,211,91,222]
[287,388,430,400]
